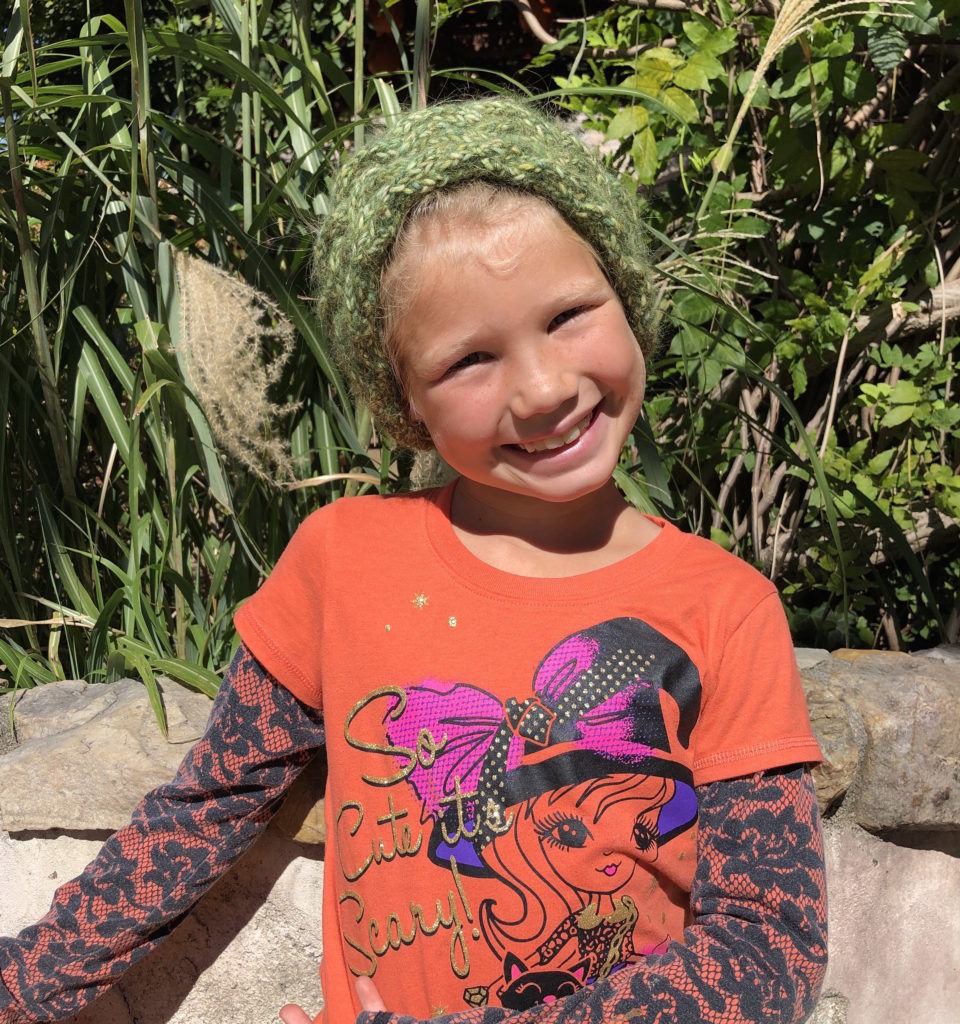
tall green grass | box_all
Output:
[0,0,414,710]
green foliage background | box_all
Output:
[1,0,957,710]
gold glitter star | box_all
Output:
[411,592,429,610]
[431,1005,447,1018]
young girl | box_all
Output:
[0,97,827,1024]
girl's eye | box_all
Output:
[537,813,592,850]
[548,306,586,331]
[446,351,487,374]
[632,816,658,852]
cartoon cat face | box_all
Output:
[497,952,588,1010]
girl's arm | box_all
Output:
[357,765,827,1024]
[0,645,325,1024]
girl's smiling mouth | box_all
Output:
[510,408,597,455]
[598,861,621,877]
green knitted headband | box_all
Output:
[314,95,657,450]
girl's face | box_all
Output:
[395,206,645,512]
[532,780,666,896]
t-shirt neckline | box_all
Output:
[422,479,677,602]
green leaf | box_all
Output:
[726,216,770,237]
[632,127,658,184]
[620,72,668,98]
[660,87,699,124]
[682,21,736,56]
[637,47,684,69]
[866,449,896,475]
[929,406,960,430]
[133,379,175,416]
[888,380,923,404]
[122,647,168,737]
[613,465,658,516]
[78,344,133,467]
[876,149,926,172]
[2,0,25,80]
[880,405,916,428]
[152,658,220,698]
[671,289,717,325]
[790,360,808,398]
[867,23,909,71]
[736,70,770,108]
[607,105,649,139]
[675,50,725,91]
[674,63,709,93]
[901,0,939,34]
[709,527,733,550]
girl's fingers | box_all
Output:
[355,976,388,1012]
[278,1003,313,1024]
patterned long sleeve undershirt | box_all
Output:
[0,648,827,1024]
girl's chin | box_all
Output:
[474,478,619,515]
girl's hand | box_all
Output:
[278,1004,313,1024]
[277,978,386,1024]
[355,976,387,1013]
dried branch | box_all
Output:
[622,0,696,9]
[516,1,557,46]
[516,1,677,56]
[854,280,960,345]
[792,510,959,571]
[900,60,960,148]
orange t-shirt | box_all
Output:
[234,484,820,1023]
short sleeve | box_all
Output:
[234,509,328,709]
[691,590,822,785]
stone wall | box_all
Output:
[1,647,957,1024]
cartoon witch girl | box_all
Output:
[380,617,702,1010]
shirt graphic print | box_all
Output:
[338,617,701,1011]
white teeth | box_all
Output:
[518,412,592,453]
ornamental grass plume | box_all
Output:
[710,0,915,186]
[174,251,298,483]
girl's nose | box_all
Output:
[508,349,579,419]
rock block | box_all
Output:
[0,828,325,1024]
[808,992,849,1024]
[826,650,960,831]
[795,647,831,670]
[821,820,960,1024]
[800,672,860,813]
[0,678,213,833]
[273,753,327,845]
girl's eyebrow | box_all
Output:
[546,277,612,307]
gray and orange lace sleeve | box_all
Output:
[361,766,828,1024]
[0,645,325,1024]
